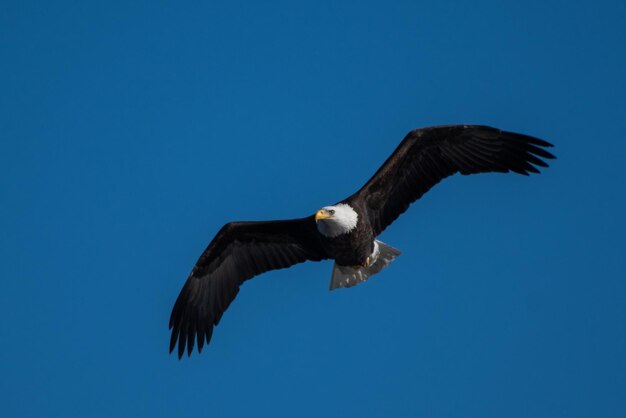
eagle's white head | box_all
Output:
[314,203,358,238]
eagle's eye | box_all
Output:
[329,209,335,215]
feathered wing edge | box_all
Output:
[348,125,556,235]
[169,217,327,358]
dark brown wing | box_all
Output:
[346,125,555,236]
[169,216,327,358]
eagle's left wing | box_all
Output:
[346,125,555,236]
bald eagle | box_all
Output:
[169,124,555,358]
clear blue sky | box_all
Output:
[2,1,625,417]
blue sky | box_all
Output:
[2,1,625,417]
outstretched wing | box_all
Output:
[347,125,555,236]
[169,217,327,358]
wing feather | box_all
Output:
[169,217,327,358]
[348,125,555,235]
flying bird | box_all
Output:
[169,124,555,358]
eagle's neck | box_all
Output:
[317,203,358,238]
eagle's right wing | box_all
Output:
[169,217,327,358]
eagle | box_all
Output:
[169,124,555,358]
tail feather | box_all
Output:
[329,240,401,290]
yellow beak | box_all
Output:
[315,209,331,222]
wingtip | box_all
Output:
[169,324,216,359]
[543,149,556,160]
[169,329,178,354]
[177,331,186,359]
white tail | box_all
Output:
[329,240,401,290]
